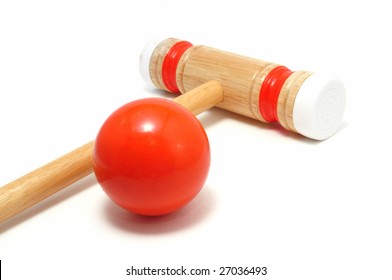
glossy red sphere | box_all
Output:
[93,98,210,216]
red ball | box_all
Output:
[93,98,210,216]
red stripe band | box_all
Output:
[162,41,193,93]
[259,66,293,123]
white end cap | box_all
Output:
[139,37,167,89]
[293,74,346,140]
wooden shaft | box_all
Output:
[149,39,313,132]
[0,141,94,223]
[173,80,224,115]
[0,83,222,223]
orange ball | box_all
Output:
[93,98,210,216]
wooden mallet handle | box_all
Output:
[0,81,223,223]
[0,142,95,223]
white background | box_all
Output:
[1,0,391,279]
